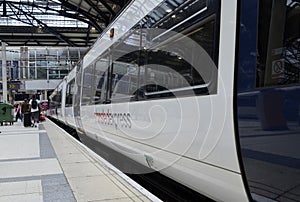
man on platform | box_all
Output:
[29,95,40,127]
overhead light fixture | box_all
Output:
[37,26,43,33]
[166,9,172,13]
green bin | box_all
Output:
[0,103,14,126]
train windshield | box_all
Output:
[237,0,300,201]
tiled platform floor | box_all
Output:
[0,120,161,202]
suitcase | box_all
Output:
[23,112,32,127]
[40,114,45,122]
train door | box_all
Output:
[61,78,67,123]
[65,78,75,127]
[74,61,85,134]
[93,55,110,105]
[236,0,300,201]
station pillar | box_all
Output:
[1,41,8,103]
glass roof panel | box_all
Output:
[0,0,88,27]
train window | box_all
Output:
[51,89,62,107]
[138,0,219,99]
[93,57,110,104]
[110,29,140,103]
[92,0,220,103]
[65,79,75,107]
[110,62,139,102]
[74,62,82,120]
[143,18,218,98]
[143,0,207,31]
[256,0,300,87]
[237,1,300,201]
[81,65,94,105]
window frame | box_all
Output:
[91,0,220,105]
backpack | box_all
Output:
[32,99,38,109]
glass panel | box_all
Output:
[74,62,83,127]
[110,29,140,103]
[37,66,47,79]
[142,0,206,30]
[138,0,219,99]
[144,19,217,98]
[237,1,300,202]
[66,79,75,107]
[51,89,62,107]
[81,65,94,105]
[111,62,139,102]
[256,0,300,87]
[93,56,110,104]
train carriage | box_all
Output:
[49,0,300,201]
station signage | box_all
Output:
[0,81,22,90]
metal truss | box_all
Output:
[0,0,132,46]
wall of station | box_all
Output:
[0,46,88,103]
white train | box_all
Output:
[49,0,300,201]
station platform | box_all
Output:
[0,119,161,202]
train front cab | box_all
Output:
[235,0,300,201]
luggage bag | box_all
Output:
[40,114,45,122]
[24,112,32,127]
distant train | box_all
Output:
[48,0,300,201]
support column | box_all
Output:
[35,50,37,79]
[44,90,47,100]
[1,42,7,103]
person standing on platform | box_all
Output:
[15,103,22,122]
[21,98,30,117]
[29,95,40,127]
[22,98,31,127]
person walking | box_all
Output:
[22,98,31,127]
[15,103,22,122]
[29,95,40,127]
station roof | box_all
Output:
[0,0,131,47]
